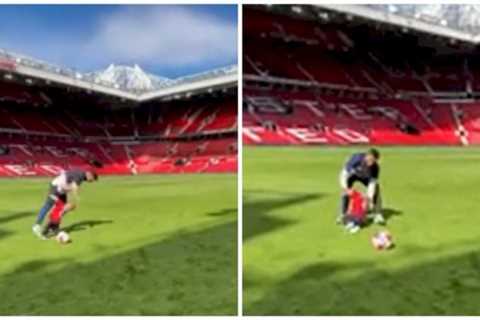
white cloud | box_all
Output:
[0,6,237,76]
[82,6,237,68]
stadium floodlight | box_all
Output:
[292,6,303,14]
[388,5,398,13]
[318,12,329,21]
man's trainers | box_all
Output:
[348,225,360,233]
[336,215,344,225]
[345,222,360,233]
[32,224,46,240]
[373,213,385,225]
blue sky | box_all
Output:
[0,5,237,78]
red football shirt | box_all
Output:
[348,190,367,220]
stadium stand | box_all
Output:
[243,6,480,146]
[0,73,237,177]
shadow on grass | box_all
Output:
[362,207,403,228]
[0,220,236,315]
[206,208,237,217]
[63,220,114,234]
[245,248,480,315]
[244,191,325,241]
[383,207,403,220]
[0,211,34,240]
[0,211,33,224]
[0,230,12,240]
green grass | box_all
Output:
[0,174,237,315]
[244,146,480,315]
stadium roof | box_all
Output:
[365,5,480,35]
[319,4,480,43]
[0,48,237,102]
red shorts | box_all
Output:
[49,200,65,224]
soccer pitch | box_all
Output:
[0,174,237,315]
[244,146,480,315]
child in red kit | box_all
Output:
[42,199,66,237]
[344,189,368,233]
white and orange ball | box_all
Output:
[371,230,393,250]
[56,231,71,244]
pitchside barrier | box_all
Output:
[0,155,237,177]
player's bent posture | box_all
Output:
[338,148,384,229]
[32,169,98,239]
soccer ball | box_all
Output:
[56,231,70,244]
[371,230,393,250]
